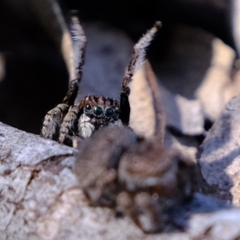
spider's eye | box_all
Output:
[105,107,114,117]
[85,104,91,111]
[93,106,103,116]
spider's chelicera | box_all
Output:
[41,15,161,146]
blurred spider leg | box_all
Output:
[120,21,161,125]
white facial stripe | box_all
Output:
[78,114,95,138]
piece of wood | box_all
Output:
[199,95,240,205]
[1,121,240,239]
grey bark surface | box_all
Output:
[199,95,240,204]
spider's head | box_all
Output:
[80,95,120,128]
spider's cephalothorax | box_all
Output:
[79,95,121,132]
[58,95,122,145]
[41,15,161,146]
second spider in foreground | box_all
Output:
[41,17,161,146]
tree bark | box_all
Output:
[1,121,240,240]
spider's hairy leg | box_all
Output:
[70,14,87,87]
[58,105,82,146]
[119,91,131,125]
[120,21,161,125]
[41,14,87,142]
[62,79,79,106]
[41,103,69,140]
[122,21,161,89]
[63,15,87,106]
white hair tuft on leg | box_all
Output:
[122,21,161,89]
[70,14,87,84]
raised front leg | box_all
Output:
[120,22,161,126]
[119,89,131,125]
[41,14,86,143]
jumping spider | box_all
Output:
[41,15,161,146]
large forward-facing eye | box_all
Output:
[85,104,92,111]
[93,106,103,116]
[105,107,114,117]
